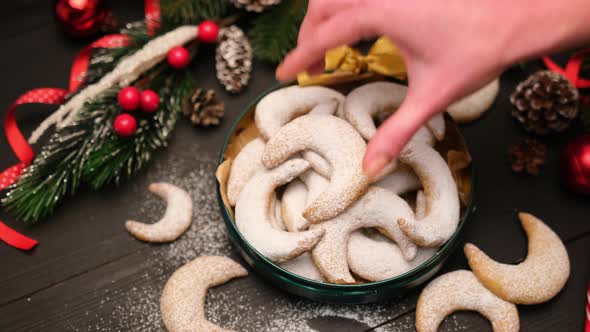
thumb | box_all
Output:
[362,85,451,180]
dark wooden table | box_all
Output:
[0,2,588,331]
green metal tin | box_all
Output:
[216,82,474,304]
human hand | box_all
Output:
[276,0,590,179]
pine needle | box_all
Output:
[249,0,307,63]
[160,0,229,26]
[1,69,194,224]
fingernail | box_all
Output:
[364,154,389,181]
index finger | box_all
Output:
[276,7,378,82]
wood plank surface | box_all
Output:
[0,2,588,332]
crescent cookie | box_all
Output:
[255,85,345,140]
[411,126,437,146]
[310,187,418,284]
[226,138,265,206]
[262,114,369,223]
[464,212,570,305]
[447,78,499,123]
[303,99,342,177]
[160,256,248,332]
[235,159,325,262]
[281,179,308,232]
[397,142,460,247]
[415,190,427,219]
[300,170,330,208]
[301,150,332,178]
[125,182,193,243]
[280,253,324,282]
[416,270,519,332]
[282,171,330,232]
[425,112,445,141]
[374,165,422,195]
[343,81,443,142]
[347,230,437,282]
[269,195,286,231]
[255,86,339,178]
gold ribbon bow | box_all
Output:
[297,36,407,86]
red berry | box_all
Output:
[167,46,190,69]
[118,86,140,111]
[113,113,137,137]
[140,89,160,113]
[197,20,219,43]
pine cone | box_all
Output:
[184,88,225,127]
[230,0,281,12]
[508,139,547,175]
[510,70,579,135]
[216,26,252,94]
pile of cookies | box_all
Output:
[225,82,462,284]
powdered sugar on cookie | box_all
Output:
[262,114,369,223]
[416,270,519,332]
[255,85,345,140]
[126,182,193,243]
[160,256,248,332]
[227,138,266,206]
[310,187,417,284]
[397,142,460,247]
[235,159,324,262]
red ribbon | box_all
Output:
[69,34,130,92]
[2,88,68,179]
[0,0,160,250]
[0,222,38,250]
[145,0,161,35]
[543,49,590,105]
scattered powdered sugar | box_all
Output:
[81,145,445,332]
[204,288,414,332]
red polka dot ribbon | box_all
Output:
[0,1,161,250]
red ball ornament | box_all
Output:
[167,46,190,69]
[197,20,219,43]
[118,86,141,111]
[113,114,137,137]
[54,0,107,38]
[561,134,590,194]
[140,90,160,113]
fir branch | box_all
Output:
[1,68,194,223]
[85,69,194,188]
[160,0,229,26]
[249,0,307,63]
[83,22,152,85]
[1,89,121,223]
